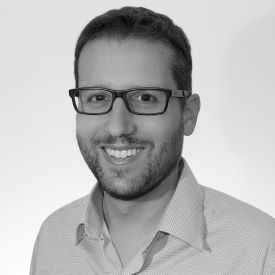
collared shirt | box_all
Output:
[30,160,275,274]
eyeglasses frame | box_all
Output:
[69,87,191,115]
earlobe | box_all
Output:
[183,94,200,136]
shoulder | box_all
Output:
[202,185,275,242]
[30,194,93,273]
[38,193,90,237]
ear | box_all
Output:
[183,94,200,136]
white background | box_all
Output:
[1,0,275,273]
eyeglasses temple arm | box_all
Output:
[171,89,191,98]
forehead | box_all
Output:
[78,38,176,89]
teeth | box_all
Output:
[114,150,120,158]
[105,148,142,158]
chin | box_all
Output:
[98,172,161,201]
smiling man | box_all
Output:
[30,7,275,274]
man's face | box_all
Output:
[76,38,184,200]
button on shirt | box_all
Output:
[30,160,275,274]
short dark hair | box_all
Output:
[74,6,192,93]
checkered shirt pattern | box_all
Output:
[30,160,275,274]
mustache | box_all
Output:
[93,135,154,147]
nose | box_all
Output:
[106,98,136,137]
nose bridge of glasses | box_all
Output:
[111,89,131,108]
[112,89,127,99]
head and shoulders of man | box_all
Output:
[42,6,275,244]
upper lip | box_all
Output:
[102,145,145,150]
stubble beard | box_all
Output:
[76,124,183,201]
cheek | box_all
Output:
[76,115,102,139]
[140,114,182,144]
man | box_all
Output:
[30,6,275,274]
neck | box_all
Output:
[103,162,181,235]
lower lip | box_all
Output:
[101,148,144,165]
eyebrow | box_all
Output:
[79,83,169,89]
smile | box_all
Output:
[101,146,145,165]
[105,148,143,159]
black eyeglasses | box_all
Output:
[69,87,190,115]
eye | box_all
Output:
[89,94,107,102]
[137,93,157,102]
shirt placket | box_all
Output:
[120,231,165,275]
[102,218,124,274]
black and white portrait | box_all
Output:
[1,1,274,274]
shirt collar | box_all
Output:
[76,159,206,251]
[75,184,104,244]
[159,158,205,251]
